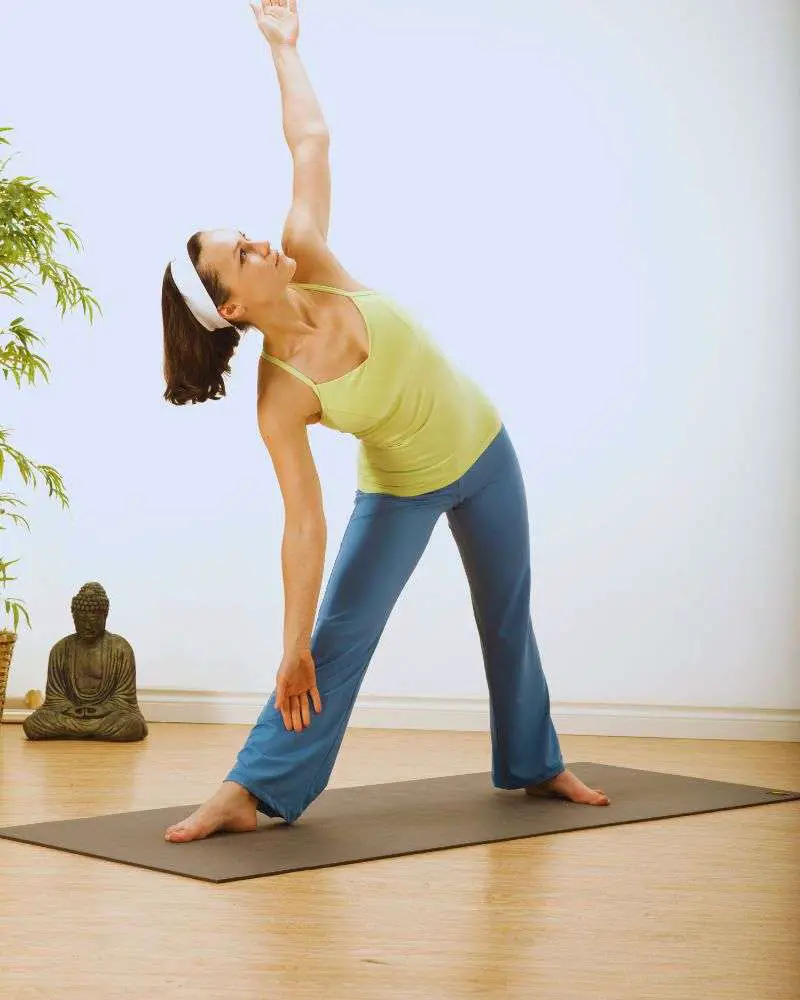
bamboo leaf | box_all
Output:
[0,124,100,630]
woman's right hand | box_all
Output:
[250,0,300,49]
[275,647,322,732]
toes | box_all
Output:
[165,821,194,842]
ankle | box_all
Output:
[224,780,257,804]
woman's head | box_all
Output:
[161,228,296,405]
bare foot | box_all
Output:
[164,781,259,843]
[525,769,610,806]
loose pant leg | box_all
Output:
[225,487,448,823]
[446,427,565,788]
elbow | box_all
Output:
[285,510,326,536]
[290,129,329,154]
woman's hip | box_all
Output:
[456,424,524,500]
[352,423,520,514]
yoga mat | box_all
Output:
[0,763,797,883]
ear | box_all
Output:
[219,300,244,324]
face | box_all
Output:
[73,606,107,641]
[199,228,297,325]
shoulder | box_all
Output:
[282,227,371,293]
[105,632,134,656]
[256,350,321,427]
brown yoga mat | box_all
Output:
[1,762,797,883]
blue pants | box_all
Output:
[226,425,564,823]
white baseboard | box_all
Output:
[3,689,799,741]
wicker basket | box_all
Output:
[0,629,17,724]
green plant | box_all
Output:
[0,125,101,631]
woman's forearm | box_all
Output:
[270,43,329,151]
[280,522,327,654]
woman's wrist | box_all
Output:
[282,640,311,660]
[269,39,296,59]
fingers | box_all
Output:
[277,693,298,733]
[252,0,293,17]
[275,686,291,731]
[275,686,321,733]
[276,693,304,732]
[263,0,294,14]
[291,695,302,733]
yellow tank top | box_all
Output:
[261,282,503,497]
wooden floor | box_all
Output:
[1,722,798,1000]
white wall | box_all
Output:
[2,0,798,714]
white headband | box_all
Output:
[169,244,234,332]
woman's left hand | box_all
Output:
[250,0,300,49]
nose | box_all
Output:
[244,239,273,261]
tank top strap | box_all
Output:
[260,351,320,395]
[260,282,375,392]
[290,281,373,298]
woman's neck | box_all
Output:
[254,284,320,359]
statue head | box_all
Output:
[71,582,109,641]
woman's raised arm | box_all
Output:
[251,0,331,242]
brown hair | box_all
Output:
[161,232,248,405]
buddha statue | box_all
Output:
[22,582,148,742]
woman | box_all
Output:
[160,0,609,843]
